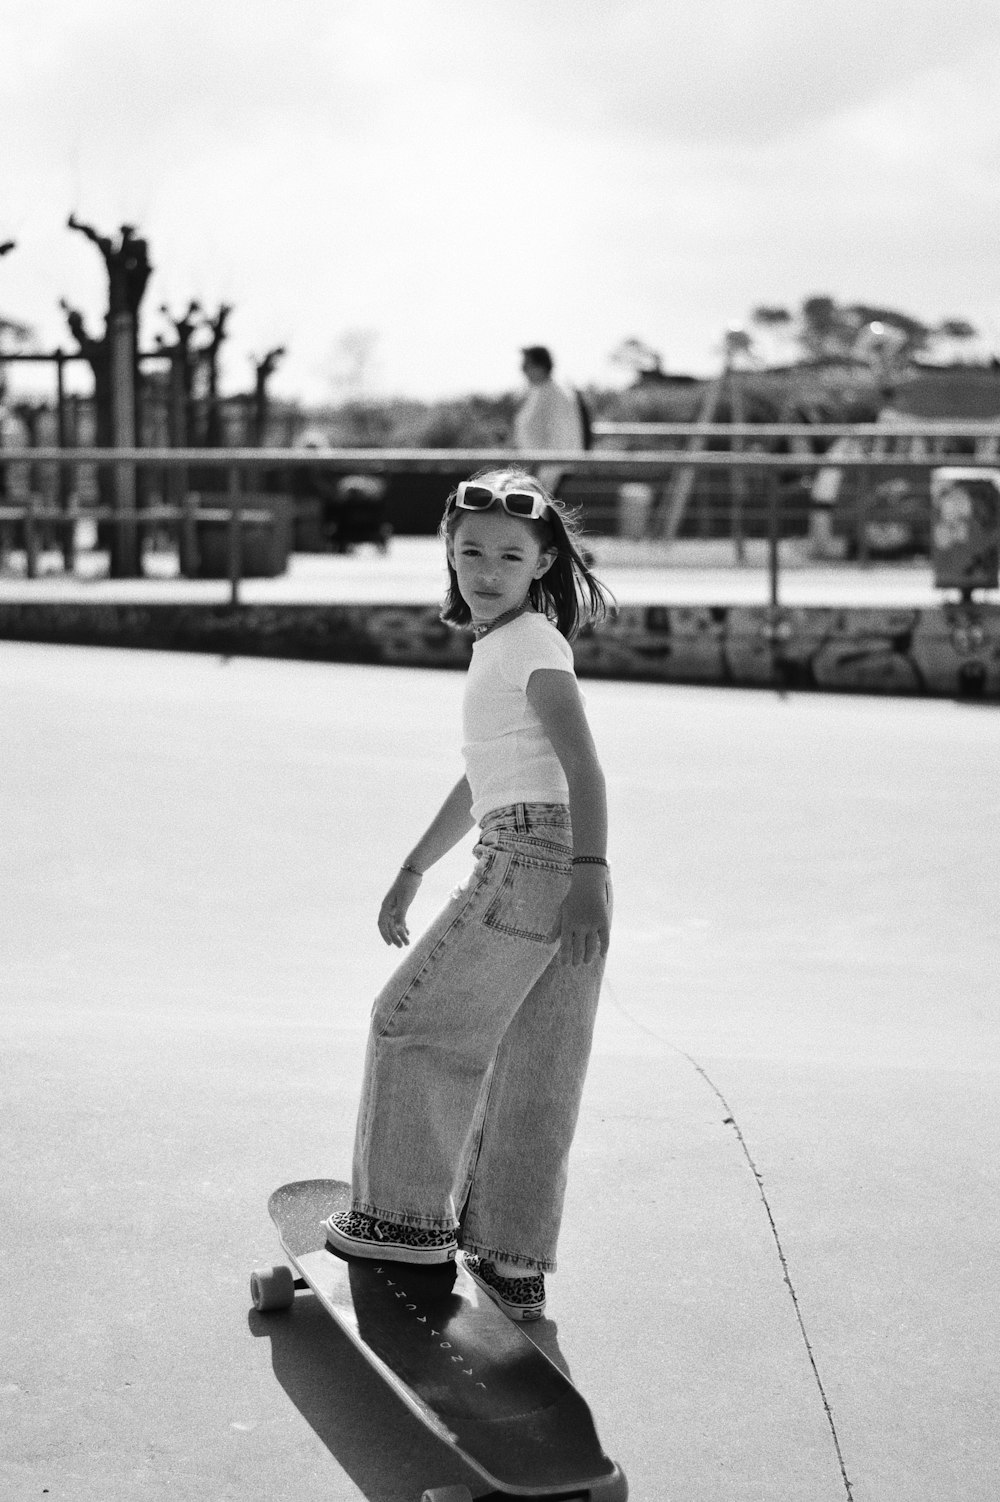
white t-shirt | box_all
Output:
[462,611,575,823]
[513,378,584,452]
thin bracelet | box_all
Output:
[400,862,423,878]
[572,855,610,868]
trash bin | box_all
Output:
[188,492,293,578]
[324,474,391,553]
[617,482,655,540]
[930,468,1000,594]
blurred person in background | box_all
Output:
[514,345,585,495]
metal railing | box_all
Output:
[592,420,1000,441]
[1,429,999,606]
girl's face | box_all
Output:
[448,508,554,624]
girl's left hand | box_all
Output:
[378,868,422,947]
[558,868,612,967]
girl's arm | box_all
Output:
[402,774,476,873]
[378,775,475,947]
[526,669,611,966]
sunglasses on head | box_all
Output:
[454,480,549,520]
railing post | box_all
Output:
[228,464,243,608]
[728,369,747,565]
[179,488,199,578]
[56,349,76,573]
[24,490,39,579]
[766,465,781,609]
[110,310,140,578]
[856,441,871,566]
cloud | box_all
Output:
[366,0,1000,144]
[4,0,371,170]
[2,0,998,398]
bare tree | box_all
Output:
[67,215,152,318]
[609,336,666,381]
[65,217,154,575]
[60,299,112,443]
[155,301,201,447]
[251,346,285,446]
[198,304,232,446]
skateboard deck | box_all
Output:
[252,1179,627,1502]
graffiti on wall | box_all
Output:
[0,598,997,699]
[570,601,1000,698]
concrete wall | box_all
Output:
[0,599,998,698]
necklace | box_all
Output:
[471,603,532,639]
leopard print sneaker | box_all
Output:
[323,1210,458,1265]
[463,1253,546,1321]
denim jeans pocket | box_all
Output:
[482,853,571,944]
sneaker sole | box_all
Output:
[323,1219,457,1266]
[463,1258,545,1322]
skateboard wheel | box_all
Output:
[250,1264,296,1312]
[419,1489,473,1502]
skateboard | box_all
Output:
[251,1179,628,1502]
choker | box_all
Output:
[471,603,534,639]
[471,604,532,639]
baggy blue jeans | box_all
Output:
[350,802,606,1272]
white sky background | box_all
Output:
[2,0,999,403]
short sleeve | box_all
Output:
[501,616,575,693]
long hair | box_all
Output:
[438,467,615,641]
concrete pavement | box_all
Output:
[2,643,998,1500]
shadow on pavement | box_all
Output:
[248,1293,574,1500]
[248,1295,474,1498]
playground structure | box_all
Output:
[585,352,1000,566]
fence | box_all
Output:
[590,419,1000,559]
[1,427,999,606]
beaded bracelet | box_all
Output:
[572,855,610,868]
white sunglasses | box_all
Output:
[454,480,549,520]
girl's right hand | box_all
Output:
[377,868,422,947]
[558,866,613,967]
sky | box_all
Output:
[2,0,999,404]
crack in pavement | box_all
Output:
[601,976,855,1501]
[681,1052,855,1502]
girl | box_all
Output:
[324,467,615,1321]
